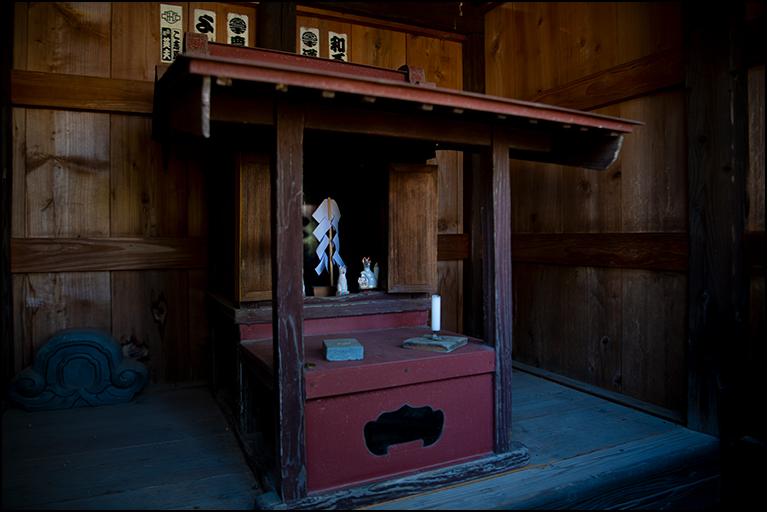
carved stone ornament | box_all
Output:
[8,328,148,412]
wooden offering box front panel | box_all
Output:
[241,326,495,494]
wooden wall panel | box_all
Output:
[487,2,689,415]
[510,160,562,233]
[111,270,190,386]
[9,2,215,387]
[621,270,688,412]
[112,2,172,81]
[110,114,188,237]
[562,266,622,391]
[616,2,683,63]
[406,34,464,331]
[561,104,623,233]
[512,263,565,374]
[24,109,110,238]
[11,108,26,238]
[620,89,688,233]
[13,272,111,371]
[26,2,111,77]
[557,2,618,83]
[511,2,560,99]
[350,25,406,69]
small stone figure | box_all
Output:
[358,257,378,290]
[336,265,349,295]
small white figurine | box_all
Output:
[358,257,377,290]
[336,265,349,296]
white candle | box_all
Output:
[431,294,441,332]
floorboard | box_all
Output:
[2,385,260,510]
[3,371,720,510]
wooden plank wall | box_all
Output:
[486,2,688,414]
[297,6,466,333]
[9,3,468,387]
[486,1,765,421]
[10,2,257,387]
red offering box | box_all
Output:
[241,326,496,494]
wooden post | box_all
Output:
[257,2,297,53]
[1,1,15,413]
[481,126,513,453]
[271,99,307,502]
[684,2,748,439]
[462,31,485,340]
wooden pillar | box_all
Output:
[481,127,513,453]
[271,99,306,502]
[257,2,297,53]
[684,2,749,438]
[463,31,486,340]
[1,1,14,413]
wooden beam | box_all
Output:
[509,233,689,271]
[271,99,307,503]
[522,46,685,112]
[11,70,155,114]
[481,126,513,454]
[10,237,208,273]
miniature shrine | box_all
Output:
[151,33,641,509]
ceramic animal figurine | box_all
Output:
[336,265,349,295]
[358,257,377,290]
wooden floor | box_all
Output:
[2,384,260,510]
[2,371,721,510]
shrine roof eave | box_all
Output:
[168,53,641,134]
[154,46,643,170]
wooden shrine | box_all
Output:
[152,33,641,509]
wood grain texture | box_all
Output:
[522,46,684,112]
[510,160,562,234]
[616,2,683,63]
[271,99,307,503]
[24,109,110,238]
[110,114,187,237]
[405,34,463,91]
[26,2,111,77]
[561,104,622,233]
[111,270,190,386]
[350,24,406,69]
[11,108,25,238]
[111,2,168,81]
[236,153,271,301]
[12,1,28,71]
[10,237,208,273]
[562,266,622,391]
[11,70,155,113]
[620,89,688,233]
[387,164,439,295]
[2,386,260,510]
[622,269,688,413]
[12,272,111,374]
[481,127,513,453]
[511,2,561,99]
[558,2,618,84]
[511,233,689,272]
